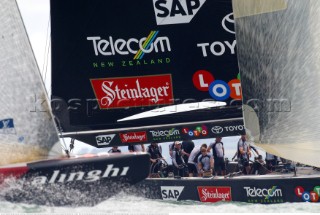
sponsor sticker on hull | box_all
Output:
[95,134,116,146]
[197,186,232,202]
[120,131,147,143]
[244,186,284,203]
[295,186,320,202]
[91,74,174,109]
[161,186,185,201]
[149,128,181,142]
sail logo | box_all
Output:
[197,186,232,203]
[0,118,16,134]
[295,186,320,202]
[161,186,185,201]
[153,0,206,25]
[244,186,284,203]
[95,134,116,146]
[91,74,174,109]
[31,164,129,185]
[197,13,236,57]
[149,128,181,141]
[182,125,208,137]
[193,70,242,101]
[119,131,147,143]
[87,32,171,59]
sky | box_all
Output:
[16,0,265,162]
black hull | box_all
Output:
[0,153,150,206]
[134,174,320,204]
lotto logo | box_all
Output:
[295,186,320,202]
[182,125,208,137]
[192,70,242,101]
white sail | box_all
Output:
[0,0,61,166]
[233,0,320,167]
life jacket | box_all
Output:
[148,145,161,159]
[193,151,202,163]
[212,142,223,159]
[237,140,248,159]
[173,148,184,165]
[199,154,210,166]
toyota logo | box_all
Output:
[222,13,235,34]
[211,126,223,134]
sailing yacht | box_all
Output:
[1,0,320,206]
[0,0,149,206]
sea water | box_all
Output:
[1,194,320,213]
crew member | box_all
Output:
[172,141,186,177]
[208,137,226,176]
[147,141,163,174]
[197,146,214,177]
[128,144,145,152]
[108,146,121,153]
[236,135,251,174]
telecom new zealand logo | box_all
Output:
[243,186,284,203]
[149,128,181,141]
[88,31,171,69]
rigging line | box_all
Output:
[42,15,51,92]
[44,36,51,94]
[59,131,69,155]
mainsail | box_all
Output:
[233,0,320,167]
[51,0,244,148]
[0,0,61,165]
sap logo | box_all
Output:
[161,186,184,201]
[153,0,206,25]
[95,134,116,146]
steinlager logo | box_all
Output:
[91,74,174,109]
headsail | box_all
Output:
[233,0,320,167]
[51,0,245,148]
[0,0,61,166]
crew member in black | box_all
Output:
[172,141,186,177]
[108,146,121,153]
[208,137,226,176]
[147,141,164,175]
[181,140,195,163]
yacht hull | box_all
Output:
[0,153,150,206]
